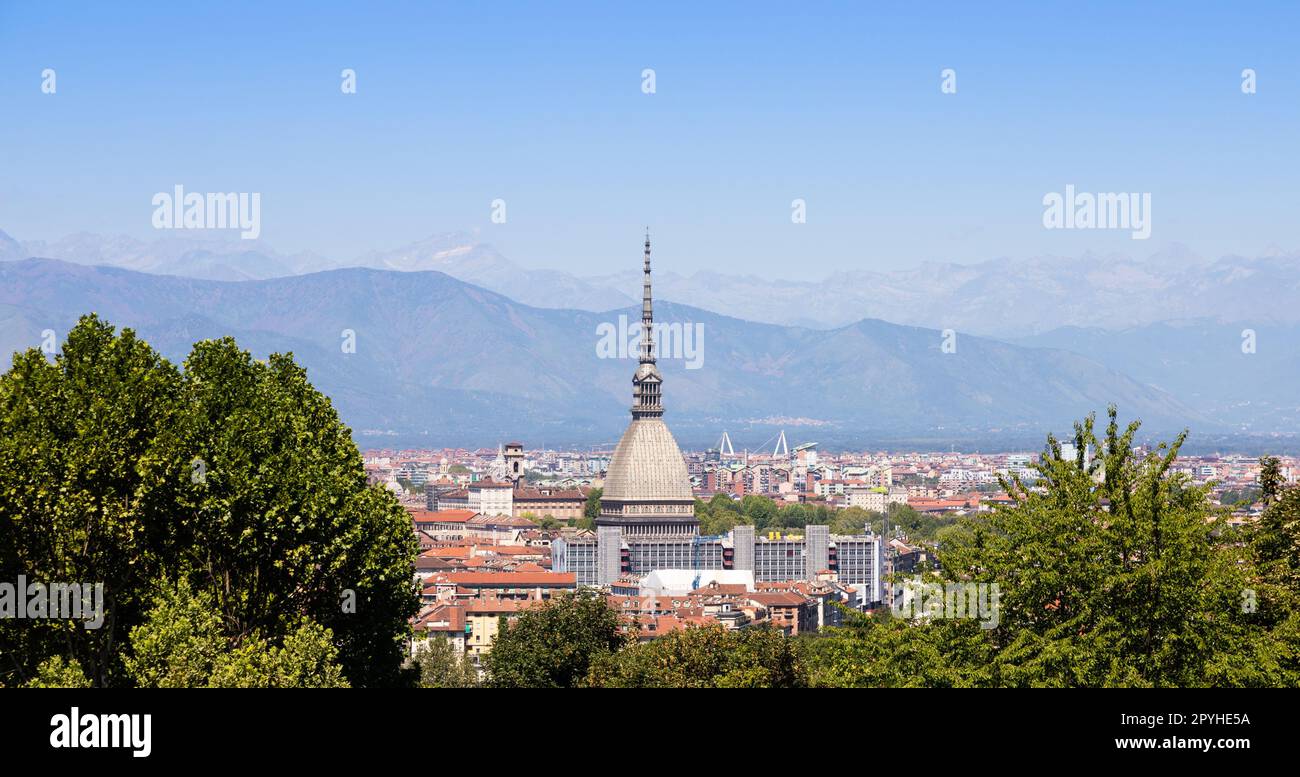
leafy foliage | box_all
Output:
[804,611,993,688]
[409,636,479,688]
[482,591,626,688]
[0,315,417,687]
[23,655,93,688]
[580,487,601,530]
[693,491,951,541]
[125,579,349,688]
[588,624,805,687]
[805,408,1298,687]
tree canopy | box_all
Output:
[409,636,479,689]
[588,623,805,688]
[0,315,418,687]
[482,591,625,688]
[806,408,1299,687]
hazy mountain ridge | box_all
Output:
[1012,320,1300,432]
[0,258,1205,447]
[5,228,1297,337]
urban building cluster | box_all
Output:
[364,237,1296,669]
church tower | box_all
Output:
[504,442,525,485]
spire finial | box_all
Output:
[640,230,654,364]
[632,231,664,419]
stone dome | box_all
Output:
[601,418,693,503]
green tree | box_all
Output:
[483,591,626,687]
[707,496,738,519]
[1255,474,1300,593]
[804,611,993,688]
[777,502,812,529]
[0,317,183,687]
[0,315,418,687]
[881,503,955,542]
[806,407,1292,687]
[693,496,712,529]
[588,625,806,688]
[1249,470,1300,683]
[23,656,93,688]
[740,494,777,530]
[207,619,349,688]
[1260,456,1284,509]
[165,339,418,687]
[708,493,741,516]
[580,488,602,530]
[410,637,479,688]
[698,496,739,535]
[829,506,876,535]
[125,579,349,688]
[123,579,227,688]
[941,408,1266,686]
[1219,486,1262,507]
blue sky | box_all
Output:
[1,1,1298,277]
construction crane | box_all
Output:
[691,531,725,591]
[692,534,703,591]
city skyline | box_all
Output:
[4,2,1300,710]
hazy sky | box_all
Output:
[2,1,1298,278]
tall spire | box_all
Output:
[640,229,654,365]
[631,231,664,419]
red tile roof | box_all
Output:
[437,571,576,587]
[747,592,809,607]
[414,603,466,633]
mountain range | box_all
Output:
[6,229,1300,336]
[0,257,1216,450]
[3,228,1296,449]
[1013,320,1300,433]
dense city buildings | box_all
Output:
[380,239,1299,668]
[371,446,1292,529]
[398,436,1292,666]
[396,238,898,667]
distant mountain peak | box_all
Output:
[4,225,1300,336]
[0,257,1212,445]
